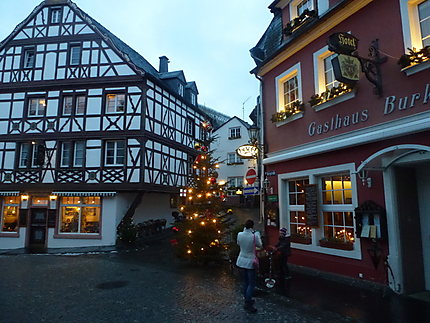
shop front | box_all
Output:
[0,192,118,252]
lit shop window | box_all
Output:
[60,197,100,234]
[1,196,19,233]
[320,174,355,248]
[288,179,312,243]
[321,175,352,205]
[323,211,355,243]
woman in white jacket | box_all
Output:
[236,219,262,313]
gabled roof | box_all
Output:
[214,116,251,132]
[159,71,186,83]
[186,81,198,94]
[89,18,160,79]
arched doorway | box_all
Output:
[357,145,430,295]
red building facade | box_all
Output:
[251,0,430,294]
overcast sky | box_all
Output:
[0,0,273,122]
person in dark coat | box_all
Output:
[276,227,291,294]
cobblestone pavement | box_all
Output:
[0,238,355,323]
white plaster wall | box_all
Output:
[134,192,174,224]
[0,228,26,250]
[212,118,255,186]
[417,163,430,290]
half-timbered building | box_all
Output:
[0,0,206,252]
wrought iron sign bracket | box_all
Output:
[351,39,387,97]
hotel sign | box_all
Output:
[236,144,258,159]
[328,32,358,55]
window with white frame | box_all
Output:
[19,143,30,168]
[105,140,125,166]
[178,83,184,97]
[313,46,341,94]
[28,98,46,117]
[419,0,430,46]
[276,63,302,113]
[400,0,430,52]
[23,48,35,69]
[1,196,19,233]
[191,93,196,105]
[69,45,81,66]
[50,8,62,24]
[288,179,312,242]
[59,196,100,234]
[106,94,125,113]
[19,143,44,168]
[229,127,241,139]
[290,0,314,19]
[62,95,86,115]
[297,0,313,15]
[323,55,340,90]
[321,174,355,244]
[227,152,242,165]
[279,164,359,256]
[60,141,85,167]
[186,117,195,137]
[227,176,244,188]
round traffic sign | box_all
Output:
[245,168,257,185]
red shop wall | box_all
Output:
[262,132,430,284]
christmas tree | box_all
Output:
[173,121,231,263]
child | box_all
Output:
[276,227,292,282]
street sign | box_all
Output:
[245,168,257,185]
[244,186,259,196]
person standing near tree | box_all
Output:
[236,219,262,313]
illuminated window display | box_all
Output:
[60,196,100,234]
[288,179,312,243]
[321,175,355,247]
[1,196,19,232]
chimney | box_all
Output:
[159,56,169,73]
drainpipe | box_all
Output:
[254,74,266,233]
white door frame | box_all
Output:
[359,144,430,294]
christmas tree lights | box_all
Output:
[173,121,232,263]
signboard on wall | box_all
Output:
[304,184,319,227]
[331,54,361,85]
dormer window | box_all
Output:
[178,83,184,97]
[50,8,62,24]
[191,93,196,105]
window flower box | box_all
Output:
[284,9,317,36]
[319,238,353,250]
[271,101,304,124]
[291,234,312,245]
[398,46,430,69]
[309,84,355,108]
